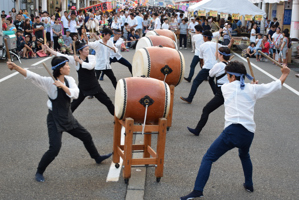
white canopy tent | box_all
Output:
[188,0,267,17]
[249,0,287,3]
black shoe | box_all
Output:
[96,153,113,164]
[184,77,191,82]
[180,97,191,104]
[187,127,200,136]
[243,183,254,192]
[35,172,45,182]
[87,96,94,99]
[180,190,203,200]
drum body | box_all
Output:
[132,47,185,86]
[146,29,177,44]
[136,35,177,51]
[115,77,171,124]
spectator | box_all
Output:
[255,33,263,61]
[261,35,270,56]
[246,42,256,58]
[272,27,283,64]
[202,19,211,31]
[6,17,16,32]
[16,30,25,54]
[14,14,24,32]
[142,14,149,34]
[127,13,137,29]
[52,18,62,51]
[61,11,69,34]
[154,13,161,29]
[111,16,121,30]
[127,28,138,49]
[86,14,99,33]
[31,35,37,53]
[135,12,143,36]
[33,16,44,40]
[55,7,61,19]
[11,8,17,21]
[169,16,178,32]
[250,23,257,43]
[179,19,188,49]
[270,17,279,28]
[123,23,129,47]
[1,10,7,18]
[95,10,101,21]
[2,16,7,31]
[62,29,73,54]
[23,35,36,58]
[23,19,33,41]
[162,18,169,30]
[223,23,232,45]
[280,30,290,66]
[188,17,198,52]
[69,11,79,39]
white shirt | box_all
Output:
[209,62,229,87]
[95,15,101,21]
[135,16,143,30]
[25,70,79,111]
[155,18,161,29]
[120,15,126,26]
[222,79,282,133]
[111,21,121,30]
[250,29,256,43]
[109,37,124,60]
[162,23,169,30]
[69,20,77,33]
[272,32,283,49]
[57,52,96,71]
[88,39,118,70]
[199,41,222,69]
[127,17,137,27]
[188,21,198,32]
[193,34,204,56]
[61,16,69,28]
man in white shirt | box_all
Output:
[119,11,126,31]
[162,18,169,30]
[180,30,233,104]
[154,13,161,29]
[135,12,143,37]
[127,13,137,29]
[188,17,198,52]
[61,11,69,34]
[180,62,290,200]
[94,10,101,21]
[184,25,204,82]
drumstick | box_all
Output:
[258,50,283,68]
[4,38,11,62]
[228,55,234,61]
[99,41,116,52]
[73,41,78,65]
[42,62,56,81]
[213,21,220,29]
[44,30,47,45]
[246,57,256,82]
[216,36,219,60]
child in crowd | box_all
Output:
[255,33,263,61]
[31,36,37,53]
[179,19,188,49]
[123,23,129,47]
[16,30,26,56]
[24,35,36,58]
[162,18,169,30]
[246,42,256,58]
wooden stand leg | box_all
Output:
[143,134,152,158]
[167,85,175,129]
[123,118,134,179]
[113,115,121,164]
[155,118,167,179]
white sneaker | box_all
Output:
[180,47,182,49]
[191,50,194,53]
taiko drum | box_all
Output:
[146,29,177,43]
[135,35,177,51]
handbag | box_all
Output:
[36,50,48,57]
[270,34,281,48]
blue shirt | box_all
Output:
[135,16,143,29]
[237,20,242,27]
[248,46,256,52]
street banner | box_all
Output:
[232,13,239,20]
[80,2,112,13]
[220,13,228,19]
[245,15,253,21]
[209,10,217,17]
[255,15,263,21]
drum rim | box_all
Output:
[115,78,127,120]
[176,50,184,86]
[163,82,170,118]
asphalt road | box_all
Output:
[0,46,298,200]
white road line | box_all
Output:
[31,56,52,66]
[234,53,299,96]
[106,126,125,182]
[0,68,28,83]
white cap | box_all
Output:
[190,17,195,20]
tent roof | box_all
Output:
[188,0,266,17]
[249,0,287,3]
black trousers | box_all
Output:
[37,112,100,174]
[179,34,187,47]
[194,87,224,133]
[53,36,59,51]
[110,57,132,74]
[64,28,68,35]
[95,69,117,89]
[71,88,115,116]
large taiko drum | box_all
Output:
[146,29,177,44]
[136,35,177,51]
[132,47,185,86]
[115,77,171,124]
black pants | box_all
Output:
[186,55,200,81]
[53,36,59,51]
[194,87,224,133]
[110,57,132,74]
[95,69,117,89]
[46,32,51,43]
[71,88,115,116]
[179,34,187,47]
[64,28,68,35]
[37,112,100,174]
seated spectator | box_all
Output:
[16,30,25,53]
[35,38,48,57]
[58,34,72,54]
[31,36,37,53]
[23,35,36,58]
[6,17,16,32]
[62,29,73,53]
[127,28,138,49]
[261,35,270,55]
[246,42,256,58]
[254,33,263,61]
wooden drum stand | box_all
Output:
[113,116,167,184]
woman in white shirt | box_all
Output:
[250,23,257,43]
[271,27,283,63]
[111,17,121,30]
[86,14,99,33]
[6,58,112,183]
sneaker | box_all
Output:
[180,47,182,50]
[35,172,45,182]
[180,190,203,200]
[96,153,113,164]
[184,77,191,82]
[243,183,254,192]
[87,96,94,99]
[187,127,200,136]
[180,96,192,104]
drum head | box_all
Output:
[164,82,171,118]
[115,79,126,120]
[178,51,186,85]
[132,48,149,78]
[145,31,157,37]
[135,37,152,51]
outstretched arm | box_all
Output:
[7,62,27,77]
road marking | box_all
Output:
[0,68,28,83]
[234,53,299,96]
[106,126,125,182]
[31,57,52,66]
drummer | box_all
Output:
[44,42,115,116]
